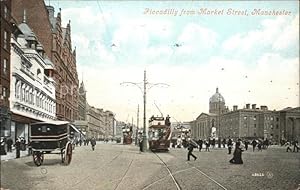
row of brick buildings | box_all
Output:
[191,88,300,143]
[74,81,115,139]
[0,0,114,143]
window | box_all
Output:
[3,59,7,75]
[4,5,8,19]
[276,124,279,129]
[254,124,256,128]
[244,123,247,128]
[15,81,21,99]
[37,69,41,79]
[271,116,274,121]
[2,87,7,98]
[4,31,8,49]
[270,124,273,130]
[244,116,247,120]
[253,116,256,121]
[276,117,279,122]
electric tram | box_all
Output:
[148,115,172,151]
[122,125,133,144]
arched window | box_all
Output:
[35,91,40,107]
[21,84,26,102]
[30,88,34,104]
[15,80,21,99]
[39,94,43,108]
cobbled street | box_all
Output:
[1,143,299,190]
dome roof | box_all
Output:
[209,88,225,103]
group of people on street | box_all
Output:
[0,137,27,158]
[185,137,299,165]
[185,138,244,164]
[285,140,299,152]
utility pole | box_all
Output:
[142,70,147,151]
[135,104,139,145]
[120,70,169,152]
[218,89,221,148]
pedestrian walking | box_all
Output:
[211,138,216,149]
[257,141,262,151]
[205,140,210,152]
[0,137,6,155]
[251,139,258,152]
[285,141,292,152]
[292,140,299,152]
[6,138,13,152]
[197,139,203,152]
[187,141,197,161]
[222,138,226,148]
[20,137,26,151]
[227,138,233,154]
[91,137,96,151]
[15,138,21,158]
[139,138,143,152]
[229,141,244,164]
[244,140,249,151]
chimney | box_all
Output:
[260,105,268,111]
[233,105,238,111]
[246,104,250,109]
[252,104,256,109]
[46,6,55,19]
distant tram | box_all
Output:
[148,115,172,151]
[122,125,133,144]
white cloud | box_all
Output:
[222,15,299,52]
[177,23,218,55]
[273,15,299,50]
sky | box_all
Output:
[47,0,299,124]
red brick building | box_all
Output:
[11,0,79,121]
[0,0,12,137]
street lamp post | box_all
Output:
[142,70,147,151]
[218,91,221,147]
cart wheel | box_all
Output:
[33,151,44,166]
[64,142,72,165]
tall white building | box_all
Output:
[9,13,56,143]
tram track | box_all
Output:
[150,152,182,190]
[113,159,134,190]
[147,151,228,190]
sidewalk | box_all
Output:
[0,149,29,161]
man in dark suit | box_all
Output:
[187,141,197,161]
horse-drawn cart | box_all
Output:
[30,121,75,166]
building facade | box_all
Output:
[278,107,300,142]
[0,0,12,138]
[9,13,56,143]
[192,88,300,143]
[12,0,79,122]
[103,110,114,138]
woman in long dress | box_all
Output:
[229,141,243,164]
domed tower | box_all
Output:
[209,88,226,115]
